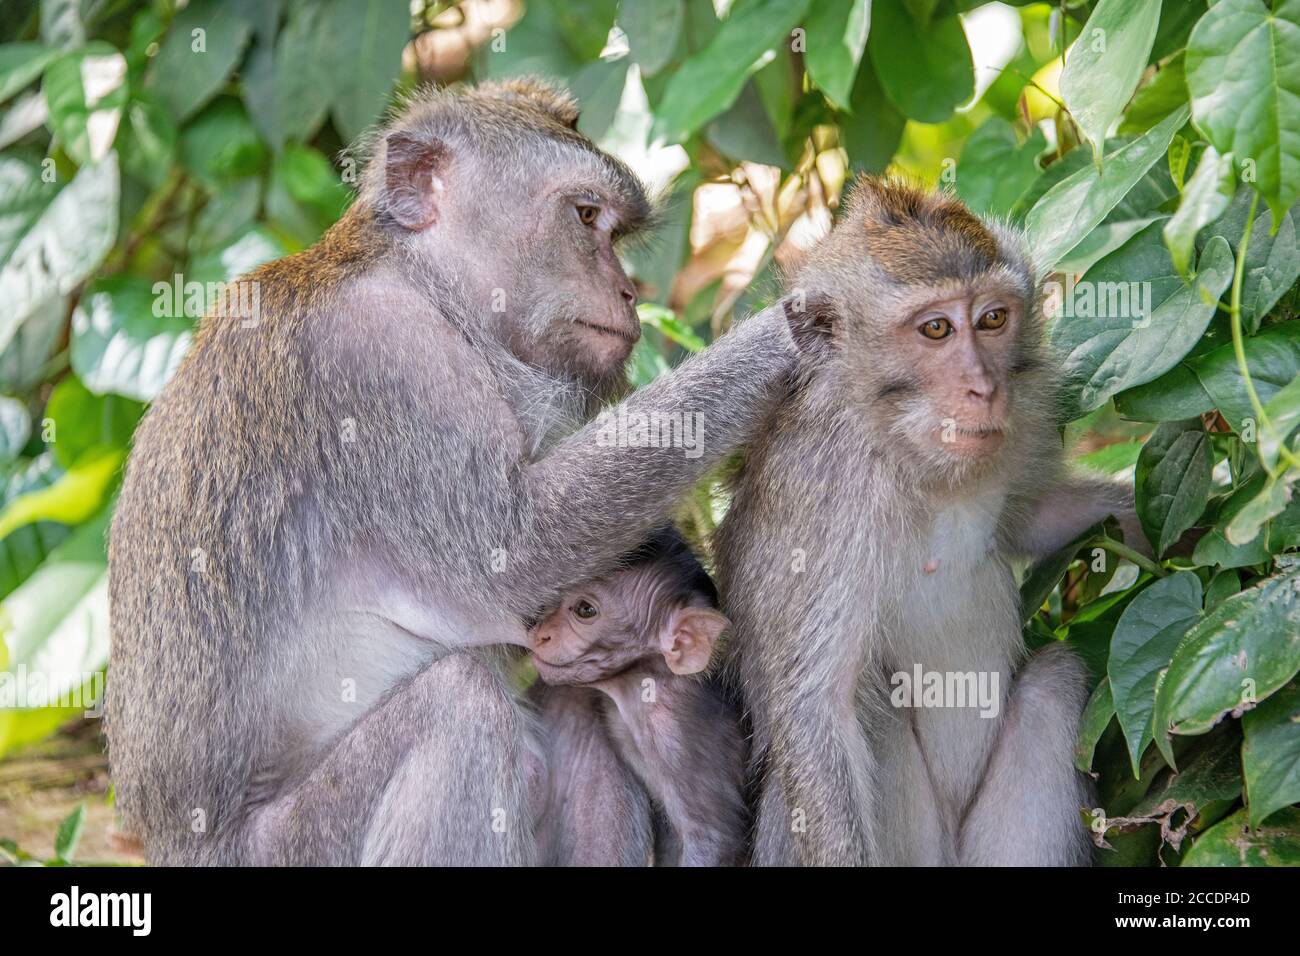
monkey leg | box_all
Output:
[957,644,1093,866]
[255,653,536,866]
[874,707,957,866]
[533,686,653,866]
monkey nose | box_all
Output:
[619,285,636,307]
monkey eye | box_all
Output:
[919,317,953,340]
[977,308,1008,331]
[572,599,599,620]
[575,204,601,227]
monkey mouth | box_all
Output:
[573,318,640,345]
[954,425,1003,438]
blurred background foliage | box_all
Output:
[1,0,1299,866]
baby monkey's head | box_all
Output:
[528,531,730,686]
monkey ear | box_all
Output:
[782,291,837,357]
[383,131,448,230]
[660,607,729,676]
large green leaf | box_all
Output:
[1243,680,1300,826]
[1182,807,1300,866]
[0,508,110,744]
[265,144,348,247]
[1153,566,1300,766]
[0,154,119,355]
[839,51,906,174]
[1060,0,1161,161]
[867,0,972,123]
[70,275,193,402]
[652,0,810,143]
[1164,146,1236,276]
[1135,420,1213,560]
[1108,572,1204,778]
[804,0,871,111]
[147,0,252,122]
[42,375,142,470]
[1196,321,1300,432]
[42,43,128,166]
[955,118,1046,218]
[1026,106,1191,271]
[1192,476,1276,570]
[1185,0,1300,221]
[0,397,29,464]
[1050,224,1234,413]
[327,0,409,140]
[258,0,335,145]
[0,44,57,102]
[1201,191,1300,333]
[620,0,684,77]
[1074,676,1116,773]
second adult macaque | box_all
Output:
[718,178,1135,866]
[530,531,746,867]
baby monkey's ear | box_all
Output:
[660,607,730,675]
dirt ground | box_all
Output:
[0,719,144,865]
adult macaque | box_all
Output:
[531,530,746,867]
[105,80,803,865]
[717,178,1131,866]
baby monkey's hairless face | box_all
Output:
[528,561,729,687]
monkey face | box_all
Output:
[528,586,649,685]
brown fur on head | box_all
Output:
[783,176,1053,488]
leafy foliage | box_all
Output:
[1,0,1299,867]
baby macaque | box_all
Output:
[529,531,746,867]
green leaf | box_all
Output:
[1185,0,1300,221]
[1153,566,1300,766]
[327,0,409,140]
[70,275,193,402]
[867,0,972,123]
[542,0,619,61]
[1075,676,1116,773]
[705,80,785,168]
[1120,54,1187,136]
[179,96,268,184]
[1260,375,1300,470]
[1195,321,1300,432]
[1075,439,1143,475]
[1060,0,1161,161]
[42,375,142,469]
[1135,419,1213,559]
[804,0,871,110]
[1026,106,1191,271]
[0,43,57,102]
[620,0,684,77]
[1243,680,1300,827]
[53,804,85,863]
[1182,807,1300,866]
[0,507,110,723]
[1164,146,1237,276]
[1108,572,1204,778]
[42,43,128,166]
[637,303,706,352]
[0,396,30,464]
[1050,225,1234,414]
[0,154,119,355]
[652,0,810,143]
[0,455,71,602]
[265,144,348,247]
[955,119,1046,218]
[148,0,252,121]
[1193,477,1275,569]
[1225,473,1294,546]
[1201,191,1300,333]
[0,450,121,540]
[839,51,906,175]
[120,91,178,188]
[263,0,334,144]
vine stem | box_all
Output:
[1227,191,1300,473]
[1092,537,1166,577]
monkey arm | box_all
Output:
[1011,473,1146,560]
[504,307,797,612]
